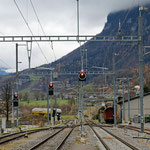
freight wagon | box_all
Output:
[104,107,114,123]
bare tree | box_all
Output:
[40,93,45,100]
[34,92,40,101]
[23,92,29,103]
[0,81,12,121]
[19,92,23,101]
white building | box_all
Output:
[118,93,150,123]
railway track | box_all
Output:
[0,127,50,145]
[87,121,110,150]
[29,127,75,150]
[87,120,140,150]
[0,120,73,146]
[118,124,150,135]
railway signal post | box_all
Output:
[78,70,86,137]
[49,82,54,126]
[13,93,19,107]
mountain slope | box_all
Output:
[45,4,150,74]
[6,4,150,96]
[0,68,8,75]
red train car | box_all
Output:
[104,107,114,123]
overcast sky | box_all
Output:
[0,0,150,72]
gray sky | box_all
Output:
[0,0,149,72]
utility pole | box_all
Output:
[103,65,105,97]
[78,80,81,121]
[47,72,50,126]
[113,53,117,126]
[127,77,130,123]
[50,70,54,126]
[85,49,88,71]
[77,84,79,120]
[80,47,85,137]
[11,88,14,127]
[139,7,147,132]
[27,42,32,69]
[80,81,85,137]
[122,81,125,123]
[47,92,50,125]
[16,43,19,127]
[77,0,79,41]
[53,72,58,124]
[116,80,119,118]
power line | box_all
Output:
[120,0,137,30]
[104,0,137,69]
[13,0,49,64]
[21,46,45,66]
[30,0,57,61]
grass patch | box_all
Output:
[56,99,69,105]
[19,75,41,97]
[29,75,42,80]
[20,99,69,106]
[20,100,47,106]
[20,87,31,94]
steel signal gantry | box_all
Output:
[0,35,138,42]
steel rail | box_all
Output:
[118,125,150,135]
[0,132,21,140]
[0,132,27,145]
[91,121,140,150]
[87,121,111,150]
[55,127,75,150]
[29,120,75,150]
[29,128,66,150]
[0,127,50,145]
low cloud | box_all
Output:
[0,0,149,70]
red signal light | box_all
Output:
[49,83,54,95]
[80,72,85,77]
[79,71,86,81]
[49,83,53,88]
[14,93,18,98]
[13,93,19,107]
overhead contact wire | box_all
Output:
[14,0,49,64]
[30,0,57,61]
[107,0,137,67]
[120,0,136,30]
